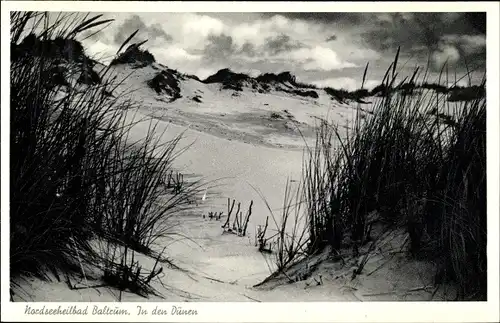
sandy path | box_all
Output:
[13,108,352,302]
[125,108,357,301]
[113,109,443,302]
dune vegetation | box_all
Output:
[265,50,486,301]
[9,12,487,302]
[10,12,203,300]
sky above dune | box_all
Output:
[79,12,486,90]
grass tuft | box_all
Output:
[10,12,196,300]
[298,51,486,300]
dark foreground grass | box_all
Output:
[287,49,486,300]
[10,12,197,299]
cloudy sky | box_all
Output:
[80,12,486,90]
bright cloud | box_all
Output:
[287,46,357,71]
[155,46,202,62]
[431,45,461,68]
[181,14,225,38]
[312,77,380,91]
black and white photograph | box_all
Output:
[1,1,499,322]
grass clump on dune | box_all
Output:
[10,12,197,300]
[294,48,486,300]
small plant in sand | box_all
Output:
[204,211,223,220]
[99,242,166,300]
[255,216,272,253]
[270,112,284,120]
[164,170,185,195]
[221,198,253,237]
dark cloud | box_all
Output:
[264,34,303,55]
[203,34,235,61]
[361,13,420,52]
[358,13,486,72]
[261,12,485,71]
[239,42,257,57]
[148,23,173,42]
[260,12,368,26]
[261,12,486,35]
[432,34,486,71]
[326,34,337,42]
[113,15,172,45]
[464,12,486,34]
